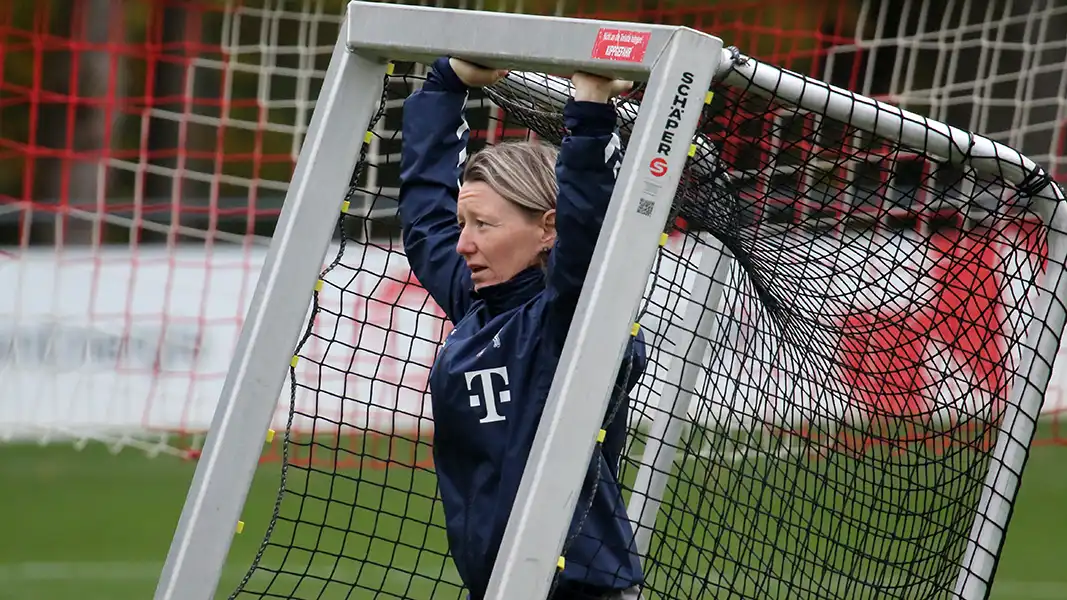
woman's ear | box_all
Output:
[539,209,557,247]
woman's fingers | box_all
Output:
[449,57,509,87]
[571,71,632,103]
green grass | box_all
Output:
[0,421,1064,600]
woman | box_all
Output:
[398,56,647,600]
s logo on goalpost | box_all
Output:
[649,157,668,177]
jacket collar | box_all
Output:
[472,266,546,315]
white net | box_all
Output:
[0,0,1064,458]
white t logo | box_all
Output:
[465,366,511,424]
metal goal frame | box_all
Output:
[153,3,1067,600]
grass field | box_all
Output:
[1,421,1064,600]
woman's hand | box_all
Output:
[571,72,632,104]
[449,57,509,87]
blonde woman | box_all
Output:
[398,56,645,600]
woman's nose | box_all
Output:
[456,227,475,256]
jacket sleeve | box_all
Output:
[398,58,474,325]
[541,99,623,350]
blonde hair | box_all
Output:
[462,141,559,217]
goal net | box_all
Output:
[0,0,1063,598]
[216,14,1066,600]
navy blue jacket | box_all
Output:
[398,58,646,600]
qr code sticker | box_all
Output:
[636,198,655,216]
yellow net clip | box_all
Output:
[688,144,697,157]
[363,130,373,144]
[266,429,276,443]
[314,279,324,292]
[631,323,640,337]
[596,429,606,444]
[236,521,245,534]
[659,232,669,247]
[557,556,566,570]
[385,62,395,75]
[705,90,714,104]
[341,200,350,214]
[290,355,299,368]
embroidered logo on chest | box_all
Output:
[476,332,502,358]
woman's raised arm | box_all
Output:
[540,73,632,350]
[398,58,503,324]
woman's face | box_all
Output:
[455,181,555,290]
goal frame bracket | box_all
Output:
[153,3,723,599]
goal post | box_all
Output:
[152,20,392,600]
[625,232,736,557]
[154,3,720,600]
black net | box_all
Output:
[228,50,1066,600]
[574,54,1059,599]
[228,62,565,600]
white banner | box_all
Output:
[0,229,1064,443]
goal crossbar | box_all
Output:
[153,3,722,600]
[345,1,684,78]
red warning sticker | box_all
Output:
[591,28,651,63]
